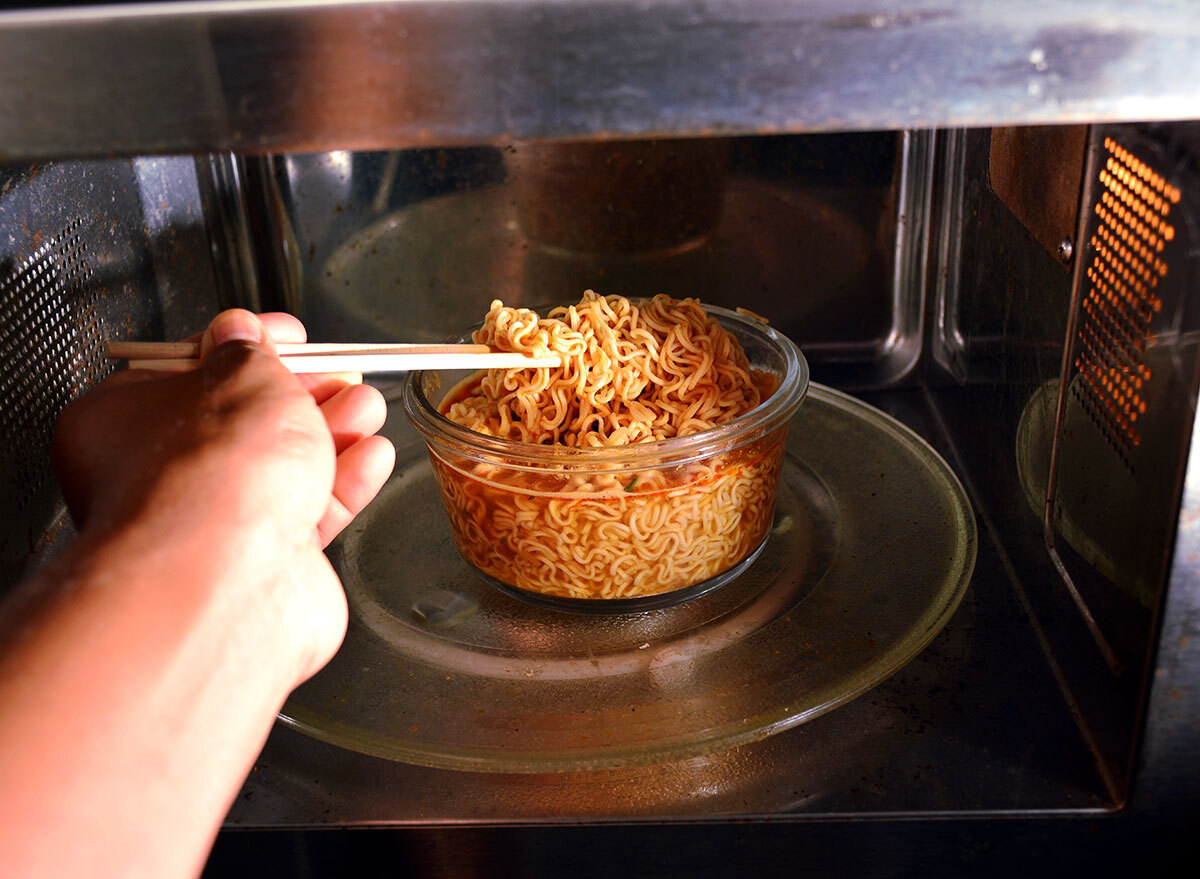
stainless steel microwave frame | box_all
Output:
[1,2,1198,876]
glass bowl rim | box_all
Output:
[401,303,809,467]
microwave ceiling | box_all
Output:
[1,0,1200,159]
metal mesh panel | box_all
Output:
[1028,124,1200,611]
[0,219,111,520]
[1074,136,1181,472]
[0,158,222,590]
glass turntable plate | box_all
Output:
[280,385,976,772]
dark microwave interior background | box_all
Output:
[272,134,901,363]
[1,122,1198,877]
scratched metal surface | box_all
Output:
[3,1,1200,159]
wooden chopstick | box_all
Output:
[104,341,561,373]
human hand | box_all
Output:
[0,311,393,877]
[50,309,394,680]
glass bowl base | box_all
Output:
[478,537,770,614]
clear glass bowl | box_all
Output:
[401,304,809,610]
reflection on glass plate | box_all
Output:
[280,385,976,772]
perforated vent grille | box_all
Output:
[1074,137,1180,472]
[0,218,110,518]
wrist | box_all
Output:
[62,512,319,698]
[0,510,323,879]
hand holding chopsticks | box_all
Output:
[104,340,562,373]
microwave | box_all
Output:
[1,2,1196,875]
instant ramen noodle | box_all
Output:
[404,291,808,604]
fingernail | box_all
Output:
[209,310,265,346]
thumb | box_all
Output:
[199,309,277,360]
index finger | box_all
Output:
[196,310,361,398]
[255,315,364,397]
[257,312,307,345]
